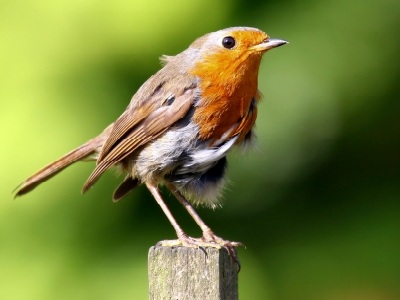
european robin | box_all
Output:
[15,27,287,261]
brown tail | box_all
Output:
[14,125,112,197]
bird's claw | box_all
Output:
[157,232,243,271]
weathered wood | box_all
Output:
[148,246,238,300]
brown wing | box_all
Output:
[97,99,156,162]
[81,85,195,193]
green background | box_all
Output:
[1,0,399,299]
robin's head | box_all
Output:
[191,27,287,56]
[182,27,287,82]
[162,27,287,76]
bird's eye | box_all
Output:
[222,36,236,49]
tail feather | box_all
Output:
[14,129,110,197]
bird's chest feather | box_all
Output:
[190,53,261,144]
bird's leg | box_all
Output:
[165,182,242,262]
[146,182,190,243]
[146,182,210,251]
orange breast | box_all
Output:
[190,50,262,144]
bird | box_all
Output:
[14,27,287,261]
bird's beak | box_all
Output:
[252,38,288,52]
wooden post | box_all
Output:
[148,246,238,300]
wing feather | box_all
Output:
[82,88,195,192]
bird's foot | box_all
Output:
[157,231,242,270]
[199,230,243,269]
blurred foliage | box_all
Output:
[1,0,399,299]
